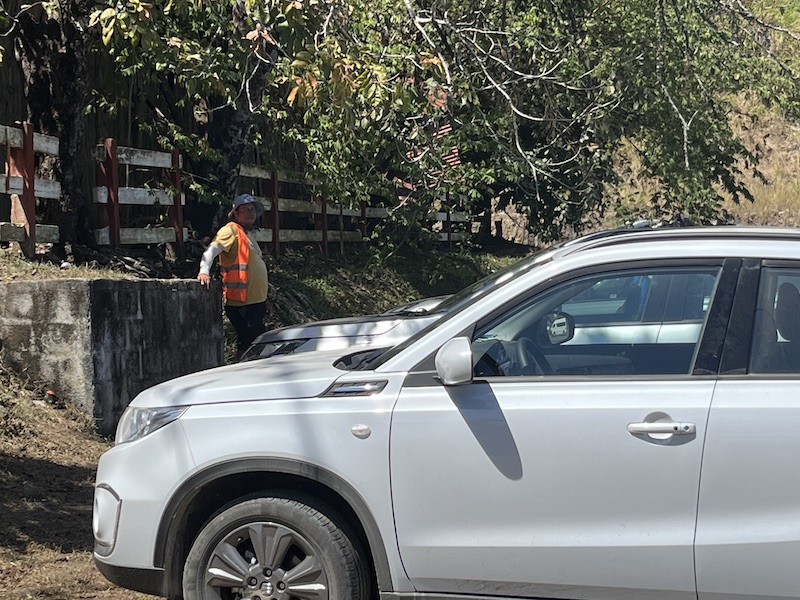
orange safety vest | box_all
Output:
[219,223,250,303]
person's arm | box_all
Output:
[197,244,223,288]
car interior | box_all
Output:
[750,271,800,373]
[473,268,719,377]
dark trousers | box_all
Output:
[225,301,268,351]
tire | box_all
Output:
[182,494,369,600]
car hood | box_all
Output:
[130,349,351,408]
[260,314,429,342]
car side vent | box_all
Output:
[322,381,388,397]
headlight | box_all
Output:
[115,406,187,445]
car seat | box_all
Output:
[752,282,800,373]
[616,285,643,320]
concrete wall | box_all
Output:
[0,278,224,436]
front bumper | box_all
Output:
[93,557,167,596]
[92,419,195,589]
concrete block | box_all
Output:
[0,278,224,436]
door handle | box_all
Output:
[627,422,696,435]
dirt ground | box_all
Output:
[0,360,151,600]
[0,245,163,598]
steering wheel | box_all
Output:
[516,337,554,375]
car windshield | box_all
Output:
[354,247,556,371]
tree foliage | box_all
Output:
[5,0,800,240]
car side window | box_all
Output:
[473,267,720,377]
[749,268,800,374]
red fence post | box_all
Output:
[97,138,120,247]
[8,122,36,258]
[168,149,184,258]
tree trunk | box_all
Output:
[207,101,254,201]
[13,1,94,247]
[206,8,273,204]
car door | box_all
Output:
[391,260,736,600]
[696,261,800,600]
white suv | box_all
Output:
[93,227,800,600]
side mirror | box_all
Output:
[546,312,575,344]
[435,337,474,386]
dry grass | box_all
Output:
[598,98,800,229]
[0,244,149,599]
[0,360,150,600]
[721,101,800,227]
[0,246,137,284]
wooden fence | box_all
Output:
[1,122,472,258]
[238,163,470,257]
[0,123,61,256]
[93,138,186,252]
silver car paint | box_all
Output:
[696,380,800,600]
[242,296,449,360]
[94,359,415,591]
[391,378,713,600]
[130,348,351,408]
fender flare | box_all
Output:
[154,456,393,593]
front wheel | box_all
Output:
[182,495,369,600]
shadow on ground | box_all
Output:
[0,452,95,553]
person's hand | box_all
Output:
[197,273,211,288]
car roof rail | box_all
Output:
[559,216,701,247]
[547,222,800,262]
[560,224,800,255]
